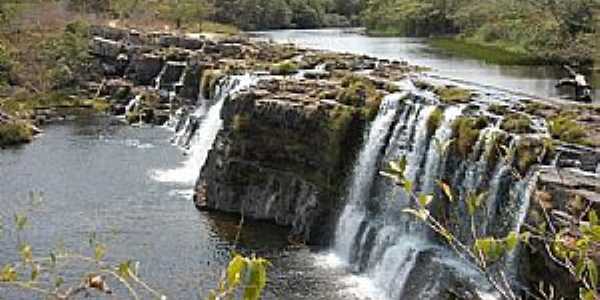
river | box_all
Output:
[0,28,592,300]
[256,28,598,102]
[0,115,352,299]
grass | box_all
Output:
[335,74,384,120]
[514,137,546,175]
[430,37,543,66]
[500,113,534,134]
[0,121,33,146]
[0,93,110,117]
[198,21,240,36]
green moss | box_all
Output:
[201,70,224,99]
[435,86,472,104]
[500,113,534,134]
[426,107,444,138]
[452,116,488,159]
[488,104,509,115]
[548,114,589,145]
[126,112,141,124]
[269,61,298,76]
[0,122,33,146]
[523,101,555,116]
[483,131,508,172]
[514,137,546,175]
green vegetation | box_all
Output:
[430,38,539,65]
[435,86,472,104]
[549,114,590,145]
[514,137,546,175]
[336,74,383,120]
[452,116,488,159]
[270,61,299,76]
[363,0,600,65]
[0,121,33,146]
[500,113,534,134]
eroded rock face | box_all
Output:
[195,82,367,244]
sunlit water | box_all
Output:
[255,28,598,102]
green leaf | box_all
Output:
[95,243,106,262]
[0,265,18,282]
[30,263,40,282]
[403,179,413,194]
[580,289,598,300]
[418,194,434,207]
[227,255,247,288]
[390,157,407,174]
[437,181,453,202]
[576,258,587,280]
[243,258,269,300]
[55,276,64,288]
[505,231,519,251]
[20,244,32,263]
[586,259,598,288]
[117,260,132,279]
[14,213,27,231]
[402,208,429,221]
[589,210,598,226]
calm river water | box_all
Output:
[257,28,598,102]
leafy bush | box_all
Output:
[0,121,33,146]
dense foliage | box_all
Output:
[363,0,600,64]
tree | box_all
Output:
[155,0,215,29]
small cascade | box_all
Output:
[125,95,141,114]
[153,75,257,185]
[332,80,545,299]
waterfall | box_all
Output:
[152,75,257,185]
[333,92,406,262]
[331,83,544,299]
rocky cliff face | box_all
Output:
[195,79,371,245]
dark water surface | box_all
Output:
[0,116,346,299]
[256,28,598,102]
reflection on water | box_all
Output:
[256,28,597,102]
[0,116,300,299]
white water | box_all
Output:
[152,75,256,185]
[333,92,405,262]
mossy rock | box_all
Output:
[500,113,534,134]
[426,107,444,138]
[488,104,509,116]
[270,61,298,76]
[452,116,488,159]
[549,114,590,145]
[0,121,33,146]
[201,70,225,99]
[435,86,472,104]
[514,137,547,175]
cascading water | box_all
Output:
[331,80,543,299]
[152,74,257,185]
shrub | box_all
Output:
[0,121,33,146]
[270,61,298,76]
